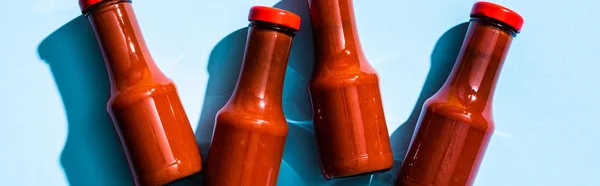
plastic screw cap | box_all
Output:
[471,1,524,32]
[248,6,301,30]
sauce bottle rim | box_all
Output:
[248,6,301,31]
[470,1,524,33]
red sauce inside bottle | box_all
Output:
[307,0,394,178]
[203,6,300,186]
[82,1,202,185]
[396,2,523,186]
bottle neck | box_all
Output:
[308,0,365,66]
[229,22,295,112]
[441,18,515,112]
[86,1,165,94]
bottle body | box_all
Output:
[205,105,288,186]
[309,69,393,178]
[108,83,202,186]
[204,22,294,186]
[86,1,202,185]
[396,18,515,186]
[395,99,494,186]
[307,0,393,178]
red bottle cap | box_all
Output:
[79,0,103,13]
[248,6,301,30]
[470,1,524,32]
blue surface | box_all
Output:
[1,0,599,185]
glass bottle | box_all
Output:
[395,2,524,186]
[306,0,394,178]
[203,6,300,186]
[80,0,202,185]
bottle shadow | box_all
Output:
[37,16,132,186]
[370,22,470,185]
[182,25,248,186]
[194,27,248,160]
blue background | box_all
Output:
[1,0,599,185]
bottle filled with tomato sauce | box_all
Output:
[395,2,524,186]
[203,6,300,186]
[79,0,203,185]
[307,0,394,179]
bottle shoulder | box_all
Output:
[309,69,380,90]
[311,53,378,81]
[108,82,178,107]
[423,98,495,132]
[216,106,288,137]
